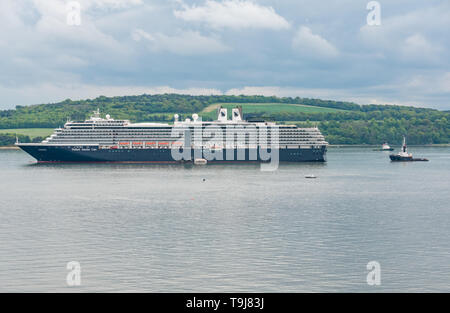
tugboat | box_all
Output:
[389,137,428,162]
[374,142,394,151]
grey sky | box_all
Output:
[1,0,449,109]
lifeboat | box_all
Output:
[194,158,208,165]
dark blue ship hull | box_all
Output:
[18,144,327,163]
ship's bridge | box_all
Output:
[64,109,129,129]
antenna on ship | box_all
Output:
[402,136,407,154]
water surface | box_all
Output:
[0,147,449,292]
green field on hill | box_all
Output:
[0,94,448,145]
[200,102,342,119]
[0,128,53,139]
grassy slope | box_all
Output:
[1,96,447,145]
[0,102,338,142]
[200,102,342,119]
[0,128,54,138]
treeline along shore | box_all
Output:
[0,94,448,146]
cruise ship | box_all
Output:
[17,107,328,163]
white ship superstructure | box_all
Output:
[17,107,328,163]
[43,108,328,149]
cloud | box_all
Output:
[131,28,230,55]
[0,0,137,87]
[28,0,143,19]
[3,0,132,54]
[400,34,442,62]
[398,72,450,95]
[1,79,448,110]
[292,26,338,58]
[225,84,448,108]
[359,5,449,65]
[75,0,144,10]
[174,0,290,30]
[0,83,223,107]
[226,86,282,97]
[0,1,449,110]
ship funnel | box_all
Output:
[232,107,242,122]
[217,107,228,122]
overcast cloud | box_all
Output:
[0,0,449,109]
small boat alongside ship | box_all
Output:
[373,142,394,151]
[194,158,207,165]
[389,137,428,162]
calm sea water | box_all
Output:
[0,147,449,292]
